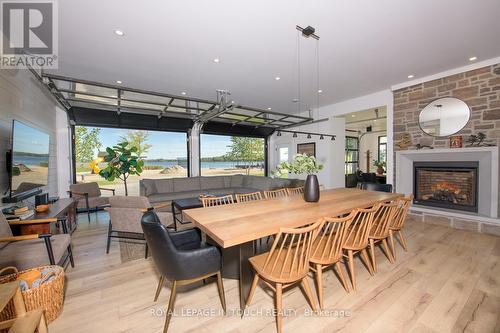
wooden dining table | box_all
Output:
[183,188,403,310]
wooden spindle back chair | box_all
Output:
[245,220,323,333]
[201,195,234,208]
[389,195,413,259]
[311,214,352,265]
[235,191,263,203]
[368,201,399,272]
[263,188,289,199]
[343,205,378,251]
[391,195,413,230]
[370,202,398,239]
[342,204,379,290]
[259,221,322,282]
[309,212,354,308]
[286,187,304,196]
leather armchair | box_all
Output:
[360,182,393,193]
[141,211,225,332]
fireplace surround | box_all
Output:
[413,161,478,213]
[396,147,499,220]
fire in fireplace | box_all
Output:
[413,161,478,213]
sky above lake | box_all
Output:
[90,127,233,159]
[13,121,50,155]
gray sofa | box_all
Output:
[140,175,304,205]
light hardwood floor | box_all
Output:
[50,213,500,333]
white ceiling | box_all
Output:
[51,0,500,115]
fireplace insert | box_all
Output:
[413,161,478,213]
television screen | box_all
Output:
[10,121,50,197]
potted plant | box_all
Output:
[373,160,386,175]
[98,141,144,196]
[277,154,323,202]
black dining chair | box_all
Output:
[141,211,226,333]
[361,172,378,183]
[360,182,393,193]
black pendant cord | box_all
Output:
[316,38,320,114]
[297,29,301,114]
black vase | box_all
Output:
[304,174,320,202]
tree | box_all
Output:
[75,127,101,162]
[120,130,152,159]
[98,141,144,196]
[225,137,264,175]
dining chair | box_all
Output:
[235,191,263,203]
[263,188,288,199]
[141,211,226,333]
[201,195,234,207]
[360,182,393,193]
[286,187,304,196]
[342,204,379,290]
[368,202,398,273]
[389,195,413,260]
[309,212,353,309]
[244,221,323,333]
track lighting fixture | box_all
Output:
[307,134,311,139]
[277,131,282,136]
[320,135,324,140]
[331,136,335,141]
[293,133,298,138]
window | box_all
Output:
[279,147,289,163]
[200,134,265,177]
[74,126,187,196]
[378,136,387,164]
[345,136,359,175]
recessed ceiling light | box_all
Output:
[275,76,281,81]
[352,115,356,117]
[469,56,477,61]
[181,91,186,95]
[318,89,322,93]
[213,58,220,63]
[114,30,124,36]
[407,74,414,79]
[292,98,299,103]
[116,80,122,84]
[267,107,272,110]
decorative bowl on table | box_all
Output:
[35,204,50,213]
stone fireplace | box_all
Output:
[413,161,478,213]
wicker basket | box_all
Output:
[0,265,65,323]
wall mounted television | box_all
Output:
[3,120,50,203]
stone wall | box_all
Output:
[393,63,500,149]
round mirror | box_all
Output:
[418,97,470,137]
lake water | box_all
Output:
[13,155,49,167]
[145,161,264,169]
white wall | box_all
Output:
[269,116,345,189]
[0,69,71,201]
